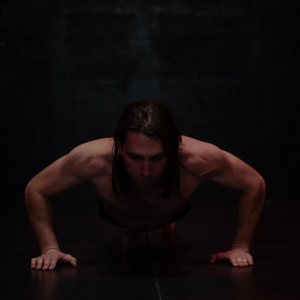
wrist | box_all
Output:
[231,245,250,253]
[41,247,60,254]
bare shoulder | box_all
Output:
[66,137,114,179]
[180,136,224,178]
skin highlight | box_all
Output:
[117,132,168,191]
[25,102,265,271]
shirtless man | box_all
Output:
[25,100,265,271]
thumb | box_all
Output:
[210,252,225,263]
[210,254,217,263]
[70,258,77,267]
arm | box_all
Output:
[25,142,108,270]
[208,150,265,267]
[183,137,265,267]
[25,155,80,270]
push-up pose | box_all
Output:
[25,100,265,270]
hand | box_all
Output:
[31,248,77,270]
[210,247,253,267]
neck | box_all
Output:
[125,175,166,198]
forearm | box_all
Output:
[25,186,60,253]
[231,178,266,251]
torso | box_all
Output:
[87,136,209,231]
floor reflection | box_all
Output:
[30,266,77,300]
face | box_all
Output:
[117,131,168,190]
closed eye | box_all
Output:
[151,155,165,161]
[129,154,143,161]
[127,151,165,161]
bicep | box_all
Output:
[27,155,84,197]
[209,151,263,193]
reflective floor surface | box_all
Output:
[1,201,300,300]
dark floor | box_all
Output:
[1,201,300,300]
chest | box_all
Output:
[115,195,186,231]
[90,170,197,230]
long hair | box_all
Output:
[112,100,184,202]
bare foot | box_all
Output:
[159,222,175,232]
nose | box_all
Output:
[140,160,153,178]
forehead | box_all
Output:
[123,132,164,155]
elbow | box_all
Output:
[24,180,33,203]
[254,174,266,203]
[24,180,45,213]
[258,174,266,195]
[24,179,39,204]
[245,173,266,200]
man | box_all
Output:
[25,100,265,271]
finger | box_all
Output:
[230,258,239,267]
[36,257,44,270]
[70,257,77,267]
[31,258,37,269]
[42,258,51,270]
[248,257,254,265]
[211,252,229,264]
[49,258,58,270]
[210,254,217,263]
[244,254,254,266]
[236,257,242,266]
[236,257,246,267]
[210,253,222,263]
[61,254,77,266]
[242,258,249,267]
[60,254,71,263]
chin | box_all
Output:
[135,179,157,189]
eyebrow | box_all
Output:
[126,151,165,159]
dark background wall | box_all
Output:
[1,0,299,207]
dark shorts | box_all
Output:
[98,199,191,227]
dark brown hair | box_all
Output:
[112,100,184,202]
